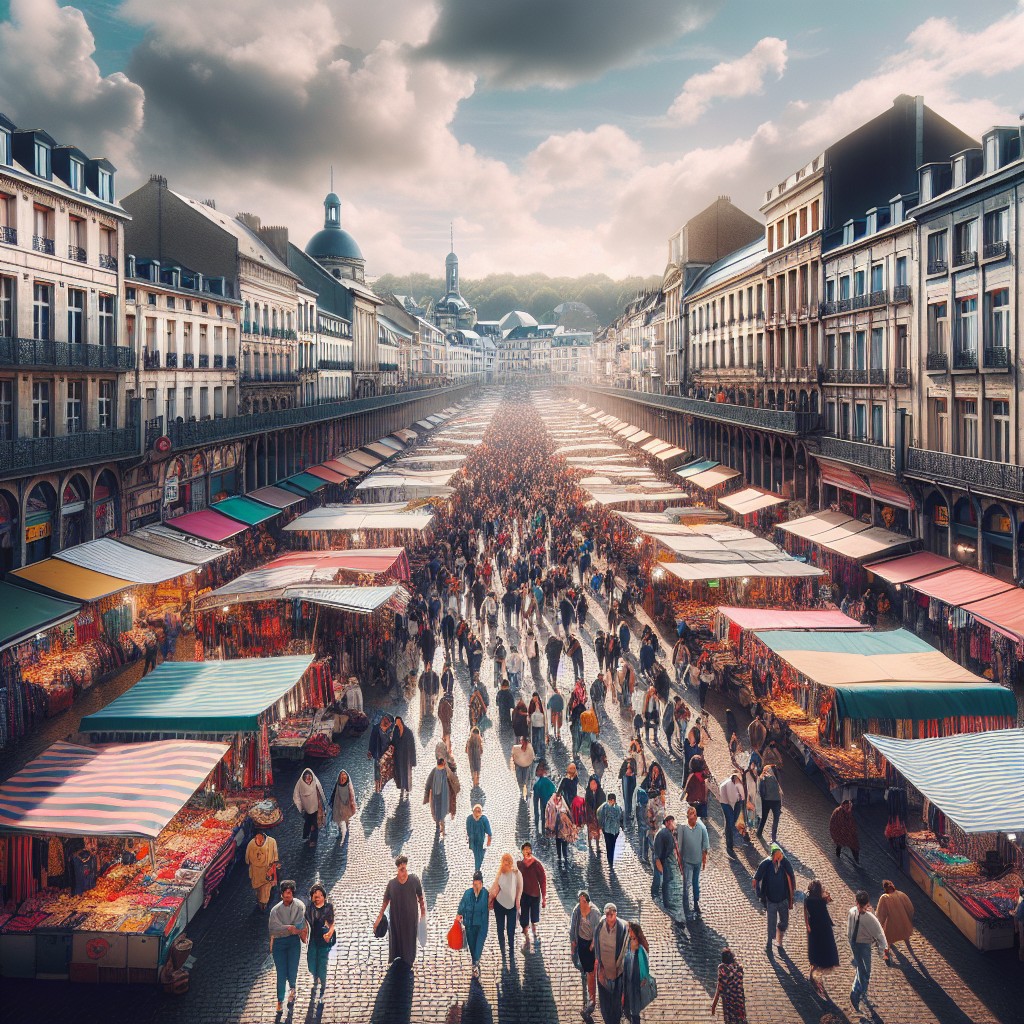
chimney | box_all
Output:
[236,211,260,232]
[201,198,216,209]
[257,225,290,263]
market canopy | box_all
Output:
[687,466,740,490]
[961,588,1024,644]
[321,460,362,479]
[283,503,434,533]
[12,558,134,602]
[393,428,418,442]
[166,508,249,542]
[246,485,306,509]
[865,551,959,586]
[651,446,687,463]
[778,511,913,561]
[0,740,230,840]
[585,488,686,507]
[642,439,671,454]
[281,472,328,494]
[52,538,195,585]
[415,419,435,430]
[0,581,80,652]
[676,460,718,479]
[212,495,280,526]
[778,509,856,539]
[755,628,933,657]
[80,656,314,734]
[903,567,1014,606]
[864,730,1024,833]
[719,488,787,515]
[305,465,347,484]
[268,547,411,580]
[118,525,231,566]
[364,442,399,459]
[717,606,865,632]
[195,564,343,606]
[832,682,1015,725]
[283,584,410,613]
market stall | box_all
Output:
[0,738,247,982]
[718,487,788,532]
[865,729,1024,951]
[283,502,435,550]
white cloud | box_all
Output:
[669,37,787,124]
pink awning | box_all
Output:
[866,551,959,585]
[322,460,361,478]
[306,465,346,484]
[166,510,248,542]
[267,547,411,581]
[906,567,1014,606]
[963,589,1024,643]
[716,606,866,631]
[867,477,915,510]
[819,461,870,498]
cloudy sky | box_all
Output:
[1,0,1022,279]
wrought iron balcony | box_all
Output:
[0,225,16,245]
[181,353,193,369]
[67,245,86,262]
[983,347,1010,370]
[952,348,978,370]
[0,337,135,371]
[892,284,912,304]
[226,355,237,369]
[144,416,164,451]
[926,351,948,372]
[893,367,911,387]
[952,250,977,269]
[0,427,138,479]
[819,368,886,385]
[318,358,344,370]
[98,253,118,271]
[983,240,1010,260]
[166,352,178,368]
[240,371,299,383]
[906,447,1024,500]
[32,235,55,255]
[198,354,209,368]
[143,350,160,370]
[819,300,839,317]
[926,259,948,275]
[340,360,354,371]
[819,435,895,473]
[213,354,223,368]
[379,362,399,372]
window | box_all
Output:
[68,158,84,192]
[825,401,836,433]
[799,207,807,235]
[954,219,977,258]
[825,279,835,303]
[32,381,50,437]
[33,282,53,341]
[810,200,820,232]
[928,302,948,352]
[825,333,836,368]
[870,327,884,369]
[839,276,851,300]
[958,400,979,457]
[927,230,947,270]
[870,264,884,293]
[930,397,948,452]
[0,380,12,440]
[956,296,978,354]
[200,386,209,419]
[33,204,53,248]
[165,387,176,423]
[184,386,193,420]
[895,256,908,287]
[896,324,908,368]
[98,380,114,429]
[989,400,1011,463]
[853,270,866,297]
[147,292,156,306]
[871,405,884,444]
[184,299,192,312]
[987,289,1010,350]
[984,207,1008,246]
[34,140,51,179]
[839,331,851,369]
[166,296,175,311]
[67,289,86,345]
[0,129,9,166]
[854,403,867,441]
[787,213,797,242]
[68,216,86,260]
[97,169,114,203]
[98,294,115,345]
[126,287,136,303]
[0,275,13,337]
[65,380,83,433]
[853,330,866,371]
[99,227,116,269]
[0,192,13,237]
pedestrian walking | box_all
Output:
[570,891,601,1018]
[651,813,677,905]
[466,803,492,872]
[375,855,426,968]
[438,691,454,751]
[423,755,460,838]
[304,884,335,1000]
[683,755,709,821]
[594,903,628,1024]
[804,879,839,998]
[547,683,565,741]
[517,842,547,950]
[245,831,280,911]
[621,921,652,1024]
[528,692,546,759]
[269,880,307,1011]
[507,644,524,694]
[292,768,327,847]
[671,637,690,688]
[545,632,563,686]
[710,947,747,1024]
[753,844,795,956]
[457,871,490,977]
[584,774,607,856]
[718,772,744,857]
[830,798,861,864]
[390,716,417,799]
[488,853,523,962]
[533,760,556,830]
[875,880,915,956]
[465,725,484,787]
[369,713,394,794]
[329,768,357,845]
[511,697,530,740]
[546,790,579,866]
[848,889,889,1013]
[698,661,714,708]
[596,793,624,868]
[642,685,660,745]
[675,804,709,921]
[511,735,537,800]
[756,765,783,844]
[662,701,676,753]
[619,754,638,820]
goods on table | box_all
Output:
[249,798,283,828]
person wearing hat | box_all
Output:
[458,870,490,977]
[753,844,795,956]
[594,902,628,1024]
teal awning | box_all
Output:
[79,656,314,734]
[833,682,1016,723]
[754,628,932,657]
[676,460,718,479]
[0,581,80,653]
[212,495,280,526]
[281,472,327,494]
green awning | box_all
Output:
[754,628,931,657]
[0,581,80,652]
[676,460,718,479]
[832,682,1016,722]
[281,472,327,494]
[79,656,314,734]
[211,495,280,526]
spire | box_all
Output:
[450,221,454,253]
[330,165,334,192]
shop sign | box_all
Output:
[934,505,950,527]
[25,522,51,543]
[164,476,179,504]
[991,514,1012,535]
[707,580,720,589]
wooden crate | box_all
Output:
[98,966,129,984]
[128,967,159,985]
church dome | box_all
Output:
[305,192,363,261]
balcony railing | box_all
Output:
[819,300,838,317]
[0,427,138,479]
[0,225,16,245]
[165,380,479,448]
[583,386,820,435]
[340,360,354,371]
[166,352,178,368]
[952,348,978,370]
[143,350,160,370]
[213,354,223,368]
[198,354,209,368]
[32,235,55,255]
[983,240,1010,261]
[926,351,948,372]
[0,337,135,370]
[226,355,237,369]
[182,353,193,369]
[819,436,895,474]
[98,253,118,271]
[144,416,164,451]
[68,245,86,262]
[892,284,912,304]
[983,346,1010,370]
[906,447,1024,500]
[240,371,299,383]
[893,367,911,387]
[927,259,948,275]
[952,250,977,269]
[379,362,399,372]
[820,368,886,385]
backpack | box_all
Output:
[580,709,599,735]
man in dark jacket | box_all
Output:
[652,814,677,905]
[545,634,563,686]
[753,844,795,956]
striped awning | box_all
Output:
[118,525,231,565]
[80,656,314,734]
[0,740,230,839]
[53,538,195,585]
[865,730,1024,833]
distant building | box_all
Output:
[432,243,477,332]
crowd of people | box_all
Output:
[248,396,917,1022]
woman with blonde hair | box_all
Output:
[487,852,522,961]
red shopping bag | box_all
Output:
[447,918,464,950]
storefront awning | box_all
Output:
[118,525,232,565]
[676,460,718,479]
[625,429,651,443]
[305,465,347,484]
[283,584,409,613]
[904,567,1014,606]
[756,628,933,657]
[375,437,405,452]
[318,460,359,478]
[962,589,1024,643]
[363,442,397,459]
[833,683,1016,727]
[166,509,249,542]
[0,581,80,652]
[717,606,865,632]
[778,509,854,539]
[281,472,328,494]
[865,551,959,586]
[642,439,670,454]
[614,423,637,436]
[868,477,915,510]
[267,547,411,581]
[719,488,787,515]
[0,740,230,840]
[53,538,195,585]
[247,485,306,509]
[345,449,382,468]
[779,511,914,561]
[394,428,418,442]
[415,419,434,431]
[211,495,280,526]
[688,466,740,490]
[12,558,135,602]
[283,504,434,533]
[865,730,1024,833]
[80,656,314,734]
[818,461,871,499]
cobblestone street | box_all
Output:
[4,574,1023,1024]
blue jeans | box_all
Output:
[640,827,653,862]
[531,725,545,759]
[508,671,520,694]
[851,942,872,1007]
[466,924,487,966]
[306,941,330,986]
[683,861,701,915]
[273,934,301,1001]
[651,860,671,902]
[515,764,532,793]
[621,776,636,819]
[766,899,790,945]
[722,802,738,854]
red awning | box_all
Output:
[866,551,959,585]
[818,461,870,499]
[906,567,1014,606]
[266,547,410,581]
[166,509,248,542]
[963,589,1024,643]
[322,460,361,478]
[867,477,915,510]
[306,465,346,484]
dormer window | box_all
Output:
[69,158,84,192]
[97,169,114,203]
[34,140,51,179]
[0,129,9,167]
